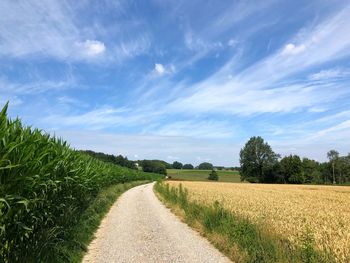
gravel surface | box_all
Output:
[83,182,231,263]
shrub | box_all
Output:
[208,170,219,181]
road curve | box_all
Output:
[83,182,231,263]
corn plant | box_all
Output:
[0,103,161,262]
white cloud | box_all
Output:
[43,106,132,130]
[0,1,77,59]
[75,40,106,58]
[309,68,350,81]
[163,5,350,116]
[282,43,306,55]
[0,1,148,63]
[152,63,175,76]
[0,77,75,95]
[113,34,151,61]
[155,63,166,75]
[227,38,238,47]
[184,31,223,52]
[308,107,327,113]
[310,120,350,140]
[151,120,236,138]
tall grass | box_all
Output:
[0,103,161,262]
[155,182,332,263]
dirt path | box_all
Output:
[83,182,231,263]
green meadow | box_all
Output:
[167,169,241,182]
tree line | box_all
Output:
[171,161,238,170]
[138,159,239,176]
[79,150,137,169]
[240,136,350,184]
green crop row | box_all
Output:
[0,103,162,262]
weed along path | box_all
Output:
[83,182,231,263]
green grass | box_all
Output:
[155,182,334,263]
[55,180,150,263]
[167,169,241,182]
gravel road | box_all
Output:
[83,182,231,263]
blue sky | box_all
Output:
[1,0,350,166]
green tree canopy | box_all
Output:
[183,163,194,169]
[197,162,214,170]
[280,155,304,184]
[208,169,219,181]
[172,161,183,169]
[327,150,339,184]
[141,160,167,175]
[239,136,278,183]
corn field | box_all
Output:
[0,103,160,262]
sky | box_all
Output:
[1,0,350,166]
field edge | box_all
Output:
[55,180,151,263]
[154,182,333,263]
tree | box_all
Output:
[141,160,167,175]
[327,150,339,184]
[172,161,183,169]
[280,155,304,184]
[208,170,219,181]
[197,162,213,170]
[338,155,350,184]
[302,158,322,184]
[80,150,136,169]
[183,163,194,169]
[239,136,279,183]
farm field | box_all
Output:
[0,104,161,262]
[166,181,350,262]
[167,169,241,182]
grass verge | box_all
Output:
[154,182,334,263]
[51,180,150,263]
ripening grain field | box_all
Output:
[167,181,350,262]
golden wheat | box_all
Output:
[167,181,350,262]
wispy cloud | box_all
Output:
[0,77,75,95]
[152,63,175,76]
[309,68,350,81]
[75,40,106,58]
[163,4,350,116]
[2,1,350,165]
[147,120,236,138]
[42,106,134,130]
[0,1,149,63]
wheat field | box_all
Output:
[167,181,350,262]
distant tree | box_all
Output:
[338,155,350,184]
[141,160,167,175]
[183,163,194,169]
[139,159,172,169]
[327,150,339,184]
[80,150,136,169]
[280,155,304,184]
[320,162,332,184]
[155,165,167,175]
[208,170,219,181]
[302,158,322,184]
[197,162,214,170]
[239,136,279,183]
[172,161,183,169]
